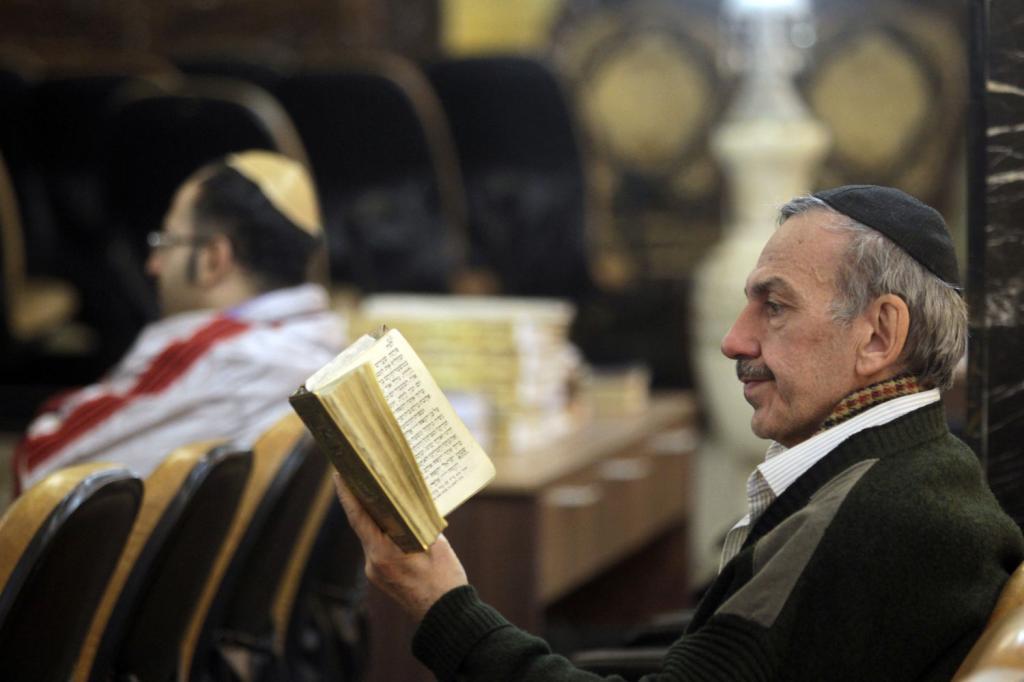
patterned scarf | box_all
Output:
[820,373,922,431]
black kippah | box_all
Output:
[812,184,960,287]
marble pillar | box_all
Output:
[690,1,829,579]
[967,0,1024,526]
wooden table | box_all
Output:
[365,392,697,681]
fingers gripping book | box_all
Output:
[290,328,495,552]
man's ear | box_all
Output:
[855,294,910,379]
[195,234,235,288]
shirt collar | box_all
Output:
[224,283,330,322]
[757,388,941,498]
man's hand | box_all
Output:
[333,473,469,621]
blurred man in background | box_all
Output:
[14,150,345,492]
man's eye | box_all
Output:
[765,301,783,315]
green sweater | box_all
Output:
[412,403,1024,681]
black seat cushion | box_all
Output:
[0,472,142,680]
[105,451,251,681]
[427,57,592,297]
[276,71,453,291]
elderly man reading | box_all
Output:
[334,185,1023,681]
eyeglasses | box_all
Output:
[147,231,209,250]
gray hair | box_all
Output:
[778,195,966,390]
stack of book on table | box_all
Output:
[355,294,579,454]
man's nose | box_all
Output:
[721,306,759,360]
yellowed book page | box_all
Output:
[349,365,444,535]
[320,381,441,545]
[319,390,419,522]
[293,387,423,551]
[366,329,495,516]
[305,333,377,391]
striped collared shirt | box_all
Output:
[718,388,941,571]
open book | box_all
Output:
[289,328,496,552]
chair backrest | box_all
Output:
[104,76,309,272]
[180,413,330,681]
[0,149,24,344]
[283,499,368,680]
[0,145,80,345]
[0,54,176,286]
[955,562,1024,680]
[0,60,37,174]
[27,73,174,247]
[274,53,468,292]
[176,53,293,94]
[426,56,592,298]
[0,462,142,680]
[215,430,327,640]
[268,462,335,656]
[72,441,251,682]
[0,60,52,278]
[22,72,173,360]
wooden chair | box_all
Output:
[22,71,178,361]
[0,148,78,347]
[0,54,178,366]
[176,52,294,94]
[283,502,368,680]
[0,144,103,431]
[71,441,251,681]
[425,56,593,298]
[274,53,469,293]
[0,60,168,425]
[180,413,341,681]
[104,75,309,275]
[0,462,142,680]
[0,59,47,277]
[954,562,1024,680]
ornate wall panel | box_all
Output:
[548,0,967,387]
[805,2,968,217]
[550,0,967,292]
[967,0,1024,527]
[551,0,725,289]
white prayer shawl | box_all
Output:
[16,283,345,491]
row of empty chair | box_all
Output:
[0,47,594,429]
[0,414,366,680]
[163,51,592,299]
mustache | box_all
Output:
[736,359,774,382]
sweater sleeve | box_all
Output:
[410,424,1023,682]
[412,586,778,682]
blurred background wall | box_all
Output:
[0,0,973,577]
[0,0,970,390]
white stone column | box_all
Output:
[690,0,830,580]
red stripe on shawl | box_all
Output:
[16,316,250,475]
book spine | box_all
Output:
[289,387,424,552]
